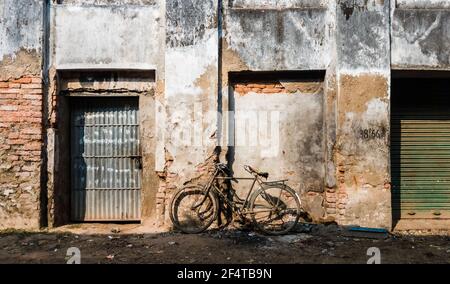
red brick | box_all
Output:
[20,134,42,140]
[12,111,39,118]
[0,116,21,122]
[234,87,245,93]
[0,88,20,94]
[23,94,42,100]
[0,82,9,88]
[7,155,19,161]
[15,150,40,157]
[20,117,41,124]
[262,88,282,93]
[31,78,42,83]
[326,197,337,203]
[7,139,27,145]
[12,77,32,84]
[0,94,17,99]
[9,83,21,89]
[0,99,16,104]
[248,83,271,88]
[18,101,32,107]
[21,83,42,89]
[32,112,42,118]
[0,105,18,111]
[15,172,31,178]
[0,145,11,150]
[8,133,19,139]
[23,142,42,151]
[22,156,41,162]
[22,89,42,94]
[22,128,41,135]
[21,165,37,172]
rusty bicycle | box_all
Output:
[169,163,302,235]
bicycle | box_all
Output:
[169,163,302,235]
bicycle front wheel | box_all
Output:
[170,186,219,234]
[249,184,301,235]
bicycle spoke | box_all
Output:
[171,186,218,234]
[275,187,282,209]
[251,185,301,235]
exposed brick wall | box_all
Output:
[234,82,287,95]
[233,81,323,96]
[324,163,349,220]
[0,75,43,229]
[157,150,219,228]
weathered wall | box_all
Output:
[230,0,328,9]
[392,5,450,69]
[3,0,450,231]
[53,3,160,70]
[333,0,391,228]
[231,81,326,220]
[224,0,332,70]
[160,0,219,225]
[0,0,43,229]
[220,1,336,223]
[46,0,164,226]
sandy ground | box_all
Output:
[1,223,450,264]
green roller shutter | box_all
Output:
[392,109,450,219]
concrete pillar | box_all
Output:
[162,0,219,225]
[335,0,392,228]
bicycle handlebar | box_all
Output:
[244,165,254,174]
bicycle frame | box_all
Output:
[195,165,288,216]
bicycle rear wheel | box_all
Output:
[170,186,219,234]
[249,184,301,235]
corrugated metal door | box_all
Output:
[392,108,450,219]
[71,98,141,221]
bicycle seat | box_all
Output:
[244,165,269,179]
[216,163,229,170]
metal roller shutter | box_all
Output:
[392,108,450,219]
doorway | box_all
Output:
[70,97,141,221]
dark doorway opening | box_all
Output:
[391,71,450,227]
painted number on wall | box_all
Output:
[359,128,385,140]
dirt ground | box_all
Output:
[1,223,450,264]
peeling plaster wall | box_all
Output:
[231,83,326,220]
[0,0,43,229]
[161,0,219,225]
[230,0,329,9]
[221,1,335,222]
[0,0,43,80]
[4,0,450,231]
[335,0,391,228]
[47,1,164,226]
[53,4,160,70]
[337,0,390,73]
[396,0,450,9]
[56,0,157,4]
[224,2,332,71]
[392,8,450,69]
